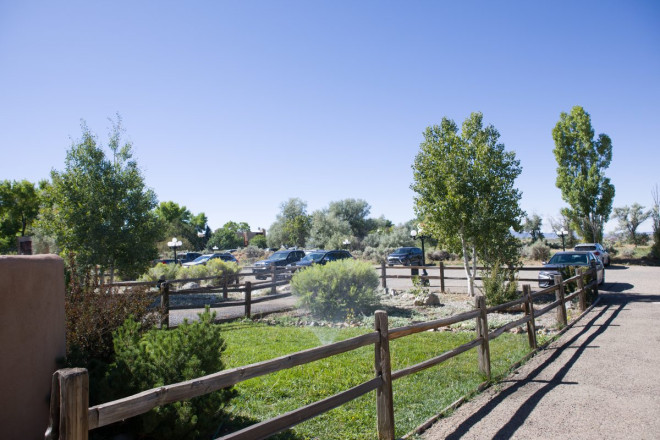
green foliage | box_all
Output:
[652,186,660,258]
[523,214,544,242]
[249,234,267,248]
[480,262,519,306]
[291,259,380,320]
[39,117,160,279]
[155,201,210,252]
[102,309,235,439]
[411,112,524,295]
[267,198,312,248]
[523,241,551,261]
[208,225,244,250]
[613,203,651,245]
[552,106,615,243]
[139,262,181,282]
[0,179,41,252]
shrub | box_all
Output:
[428,249,453,262]
[101,309,235,439]
[249,234,268,249]
[178,263,208,280]
[139,262,180,282]
[523,241,551,261]
[480,263,519,306]
[291,259,380,320]
[205,259,239,285]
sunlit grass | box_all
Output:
[218,322,529,439]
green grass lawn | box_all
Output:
[216,322,530,439]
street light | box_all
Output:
[212,246,219,253]
[167,237,182,264]
[557,229,568,252]
[410,228,429,266]
[342,239,350,249]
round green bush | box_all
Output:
[291,259,380,320]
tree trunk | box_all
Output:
[460,234,476,297]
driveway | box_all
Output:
[421,265,660,439]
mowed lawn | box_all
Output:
[217,322,529,439]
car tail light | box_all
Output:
[594,251,600,256]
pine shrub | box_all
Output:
[101,309,235,439]
[480,263,519,306]
[291,259,380,320]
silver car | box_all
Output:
[574,243,610,266]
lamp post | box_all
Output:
[167,237,182,264]
[558,229,568,252]
[410,228,429,266]
[212,246,219,254]
[342,239,350,249]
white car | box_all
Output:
[574,243,610,266]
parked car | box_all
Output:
[538,251,604,288]
[294,250,354,267]
[156,252,202,265]
[253,249,306,279]
[574,243,610,266]
[182,253,237,267]
[387,247,423,266]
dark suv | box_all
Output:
[387,247,423,266]
[295,250,354,267]
[253,249,306,279]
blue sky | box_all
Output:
[1,1,659,234]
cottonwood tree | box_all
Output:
[0,179,40,252]
[651,185,660,258]
[553,106,615,243]
[613,203,651,246]
[208,221,250,250]
[267,198,311,248]
[39,118,160,280]
[412,112,524,296]
[155,201,210,251]
[523,214,544,242]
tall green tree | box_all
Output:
[523,214,544,242]
[613,203,651,246]
[155,201,209,251]
[207,221,250,250]
[411,112,524,296]
[0,179,41,252]
[553,106,615,243]
[267,198,311,248]
[651,185,660,258]
[39,118,160,280]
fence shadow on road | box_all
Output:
[440,297,625,440]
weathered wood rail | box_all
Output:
[46,268,598,440]
[379,262,548,292]
[103,266,298,327]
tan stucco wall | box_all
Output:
[0,255,66,440]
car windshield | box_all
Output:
[268,251,289,261]
[548,253,588,265]
[301,252,325,262]
[191,255,211,263]
[393,248,411,254]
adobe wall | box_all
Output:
[0,255,65,440]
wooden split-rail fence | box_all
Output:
[45,266,598,440]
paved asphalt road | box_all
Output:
[421,265,660,439]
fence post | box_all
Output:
[245,281,252,318]
[160,281,170,329]
[439,262,445,293]
[591,262,599,298]
[380,262,388,293]
[374,310,395,440]
[223,274,228,299]
[271,267,277,295]
[45,368,89,440]
[522,284,537,349]
[577,268,586,312]
[554,275,568,327]
[475,296,491,379]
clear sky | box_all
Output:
[1,1,659,234]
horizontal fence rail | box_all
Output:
[47,266,598,440]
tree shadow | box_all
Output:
[441,293,628,439]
